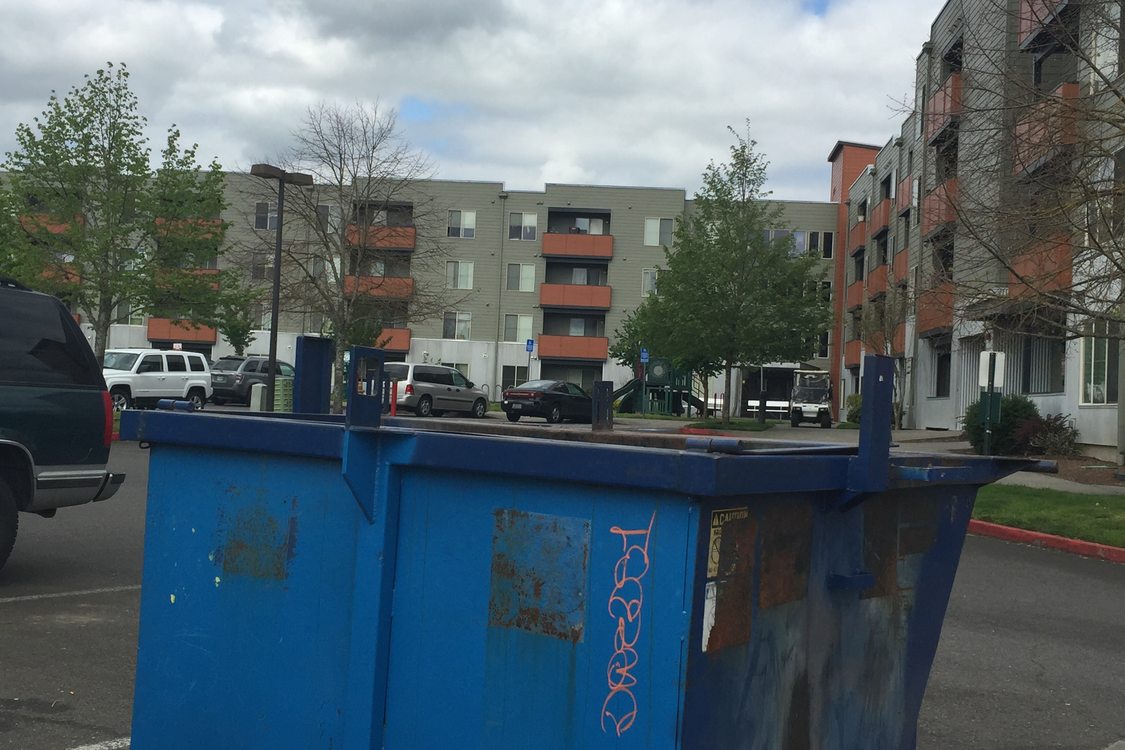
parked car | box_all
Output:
[383,363,489,418]
[501,380,592,423]
[0,278,124,572]
[102,348,212,410]
[210,355,295,405]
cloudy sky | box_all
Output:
[0,0,943,201]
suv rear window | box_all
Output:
[189,355,207,372]
[0,290,102,387]
[384,364,409,380]
[166,354,187,372]
[212,358,243,371]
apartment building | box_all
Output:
[90,175,837,408]
[831,0,1121,457]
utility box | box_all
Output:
[122,354,1029,750]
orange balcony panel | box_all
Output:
[926,72,963,144]
[897,176,914,214]
[844,339,863,369]
[538,335,609,361]
[538,284,612,309]
[343,275,415,300]
[893,250,910,283]
[1009,235,1072,298]
[377,327,411,352]
[1013,82,1079,175]
[870,199,892,236]
[846,280,864,310]
[893,322,906,356]
[147,318,217,344]
[867,264,888,298]
[20,213,84,235]
[916,282,954,336]
[848,220,867,253]
[41,263,81,286]
[541,233,614,259]
[154,217,222,240]
[345,224,416,250]
[921,178,958,237]
[1019,0,1069,46]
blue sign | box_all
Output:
[526,339,535,353]
[640,348,649,364]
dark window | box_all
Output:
[138,355,164,374]
[933,338,951,397]
[502,365,528,391]
[279,363,295,377]
[244,360,260,373]
[822,232,834,259]
[166,354,187,372]
[189,355,206,372]
[0,290,101,386]
[853,249,866,281]
[1021,335,1066,394]
[451,370,468,387]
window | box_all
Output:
[189,355,206,373]
[790,230,807,256]
[442,311,471,340]
[509,212,537,241]
[1082,320,1120,404]
[644,218,674,247]
[571,267,588,285]
[315,204,335,233]
[856,200,868,222]
[569,318,586,336]
[822,231,834,259]
[138,355,164,374]
[166,354,187,372]
[818,331,830,358]
[255,202,277,231]
[502,365,529,390]
[0,293,101,386]
[446,261,474,289]
[642,268,658,297]
[251,253,269,281]
[441,363,470,380]
[506,263,535,291]
[448,210,476,239]
[932,337,951,397]
[504,314,533,342]
[1022,335,1066,394]
[820,280,832,302]
[574,217,605,235]
[853,249,866,281]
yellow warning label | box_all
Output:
[707,507,749,578]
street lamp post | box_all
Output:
[250,163,313,412]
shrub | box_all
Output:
[1028,413,1080,456]
[963,394,1040,455]
[845,394,862,424]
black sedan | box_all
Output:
[501,380,592,423]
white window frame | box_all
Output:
[442,311,471,340]
[503,313,533,343]
[255,202,278,231]
[509,212,537,241]
[644,217,674,247]
[641,268,658,297]
[446,260,474,290]
[507,263,535,292]
[1081,320,1118,405]
[448,209,476,239]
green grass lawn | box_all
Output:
[973,484,1125,548]
[683,418,777,432]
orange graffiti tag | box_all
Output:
[601,511,656,736]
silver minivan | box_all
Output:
[384,363,489,418]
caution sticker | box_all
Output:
[707,507,749,578]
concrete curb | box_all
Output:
[968,519,1125,564]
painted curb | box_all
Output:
[968,519,1125,564]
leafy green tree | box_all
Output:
[1,63,227,356]
[211,276,262,357]
[655,123,833,423]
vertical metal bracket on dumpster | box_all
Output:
[342,346,391,523]
[838,354,894,510]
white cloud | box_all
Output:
[0,0,944,200]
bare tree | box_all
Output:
[859,279,914,428]
[237,102,460,411]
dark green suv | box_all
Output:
[0,279,124,572]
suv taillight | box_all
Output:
[404,384,414,395]
[101,391,114,448]
[235,374,243,384]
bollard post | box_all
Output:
[591,380,614,432]
[390,381,398,417]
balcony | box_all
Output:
[897,176,914,214]
[844,339,863,368]
[1019,0,1069,47]
[893,322,907,356]
[1008,235,1072,298]
[345,224,416,250]
[376,327,411,352]
[867,263,888,298]
[539,284,612,310]
[870,199,892,237]
[541,233,614,259]
[846,280,864,310]
[848,220,867,253]
[893,250,910,283]
[916,281,954,337]
[925,72,963,145]
[1012,82,1079,176]
[343,275,415,300]
[921,178,958,238]
[538,335,609,361]
[147,318,217,344]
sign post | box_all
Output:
[526,339,534,378]
[978,350,1006,455]
[640,348,649,416]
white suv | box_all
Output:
[102,349,213,410]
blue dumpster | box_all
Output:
[123,354,1028,749]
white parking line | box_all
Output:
[1103,742,1125,750]
[68,739,130,750]
[0,585,140,605]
